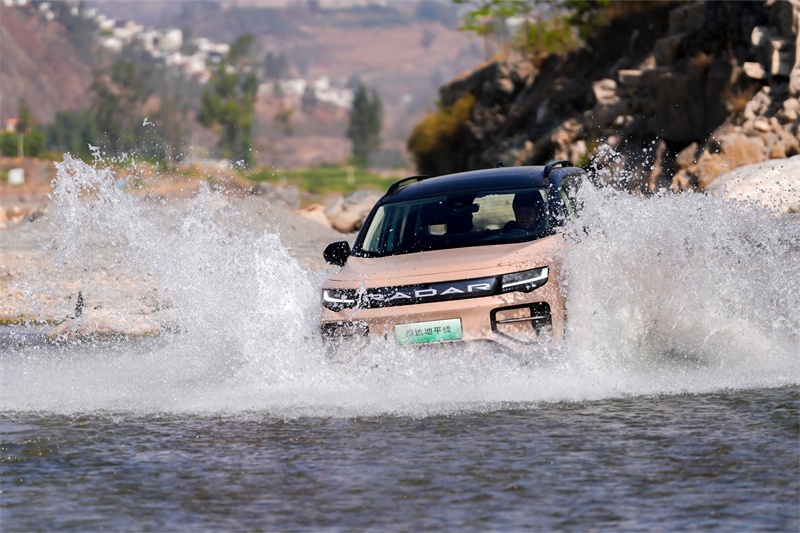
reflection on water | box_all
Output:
[1,388,797,530]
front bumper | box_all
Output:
[320,277,564,351]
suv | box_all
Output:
[320,161,585,354]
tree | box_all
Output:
[347,85,382,167]
[198,34,259,167]
[264,51,289,80]
[15,98,34,158]
[89,59,154,152]
[301,84,317,111]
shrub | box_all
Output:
[407,93,475,172]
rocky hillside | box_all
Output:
[410,0,799,193]
[0,4,95,123]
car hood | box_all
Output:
[325,235,562,288]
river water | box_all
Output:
[1,156,798,530]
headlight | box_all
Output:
[322,289,358,311]
[500,267,549,293]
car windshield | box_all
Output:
[354,188,552,257]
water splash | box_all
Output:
[1,154,797,417]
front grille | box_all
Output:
[327,275,497,310]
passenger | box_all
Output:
[503,192,546,232]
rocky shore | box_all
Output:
[0,173,346,341]
[412,0,799,197]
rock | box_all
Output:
[656,63,715,143]
[497,78,515,95]
[671,169,694,190]
[647,139,670,192]
[617,69,643,89]
[254,182,301,209]
[744,61,767,80]
[792,67,800,97]
[593,79,619,105]
[777,97,800,122]
[767,0,797,39]
[770,39,794,77]
[753,118,771,132]
[693,133,766,188]
[654,34,683,66]
[46,308,163,343]
[751,25,769,48]
[705,154,800,213]
[298,204,332,228]
[675,142,699,169]
[325,190,382,233]
[669,2,705,35]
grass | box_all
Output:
[247,164,393,195]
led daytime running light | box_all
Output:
[322,289,357,309]
[501,267,549,292]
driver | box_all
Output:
[503,192,546,232]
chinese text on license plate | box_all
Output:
[395,318,463,345]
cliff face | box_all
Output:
[0,5,95,124]
[412,0,799,192]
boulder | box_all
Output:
[770,39,794,77]
[592,79,620,105]
[692,133,766,188]
[705,154,800,213]
[744,61,767,80]
[254,182,301,209]
[777,97,800,122]
[325,190,383,233]
[675,142,699,169]
[298,203,332,228]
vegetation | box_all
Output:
[39,55,189,163]
[347,84,383,167]
[452,0,659,57]
[248,165,389,195]
[407,93,475,172]
[197,34,259,168]
[264,51,290,80]
[0,131,44,158]
[1,98,45,157]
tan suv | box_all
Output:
[320,161,585,354]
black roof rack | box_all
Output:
[386,175,431,196]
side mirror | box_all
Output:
[323,241,351,267]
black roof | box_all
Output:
[384,166,549,203]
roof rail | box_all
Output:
[543,160,573,179]
[543,160,574,184]
[386,175,431,196]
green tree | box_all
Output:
[156,75,190,162]
[453,0,584,57]
[198,34,259,167]
[347,84,382,167]
[90,59,153,152]
[44,109,98,159]
[15,98,34,158]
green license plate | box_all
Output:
[395,318,463,345]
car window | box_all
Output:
[356,188,551,257]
